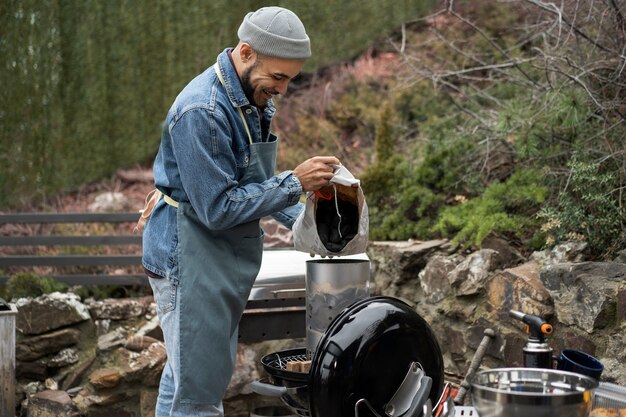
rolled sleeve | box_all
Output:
[279,171,303,206]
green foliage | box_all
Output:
[433,169,548,248]
[537,158,625,259]
[362,93,472,240]
[1,0,435,208]
[374,102,396,164]
[5,272,67,299]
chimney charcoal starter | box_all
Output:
[305,259,370,355]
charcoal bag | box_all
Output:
[293,165,368,256]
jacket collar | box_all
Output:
[216,48,275,113]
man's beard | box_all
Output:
[240,66,259,107]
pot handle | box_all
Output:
[249,379,288,397]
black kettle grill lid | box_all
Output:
[308,296,444,417]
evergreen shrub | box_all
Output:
[433,169,548,248]
[5,273,67,299]
[538,158,625,259]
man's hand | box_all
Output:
[293,156,340,192]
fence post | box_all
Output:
[0,300,17,417]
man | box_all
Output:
[139,6,339,417]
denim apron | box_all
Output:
[175,63,278,404]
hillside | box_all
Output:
[4,0,625,262]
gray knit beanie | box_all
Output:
[238,6,311,60]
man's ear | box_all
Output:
[239,43,255,64]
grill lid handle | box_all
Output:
[249,379,288,397]
[384,362,432,417]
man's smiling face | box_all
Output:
[240,52,305,107]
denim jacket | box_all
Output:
[142,49,303,279]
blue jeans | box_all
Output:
[149,276,224,417]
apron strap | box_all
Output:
[214,62,253,145]
[134,189,179,232]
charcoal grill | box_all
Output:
[251,296,445,417]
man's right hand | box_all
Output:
[292,156,341,192]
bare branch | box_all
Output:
[434,59,536,79]
[608,0,626,38]
[523,0,623,56]
[446,4,541,86]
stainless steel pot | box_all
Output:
[471,368,598,417]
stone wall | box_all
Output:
[366,239,626,384]
[11,292,298,417]
[10,239,626,416]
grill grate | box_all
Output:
[268,352,311,371]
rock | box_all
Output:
[467,319,504,360]
[443,300,478,322]
[44,378,58,391]
[599,330,626,383]
[83,392,129,406]
[601,327,625,360]
[419,254,464,303]
[446,327,467,367]
[125,335,160,352]
[27,390,76,417]
[16,328,81,361]
[367,240,447,294]
[441,351,463,375]
[95,319,111,336]
[88,368,122,389]
[112,343,167,387]
[134,315,163,341]
[66,387,82,397]
[128,343,167,387]
[617,288,626,324]
[599,357,626,385]
[449,249,502,296]
[88,191,129,212]
[46,348,80,368]
[87,297,151,320]
[139,390,158,417]
[614,248,626,264]
[225,344,260,400]
[20,381,44,398]
[550,329,597,356]
[60,353,97,391]
[502,331,526,367]
[17,361,48,380]
[97,327,128,352]
[15,292,90,335]
[486,261,553,320]
[541,262,626,333]
[481,236,525,268]
[530,241,588,266]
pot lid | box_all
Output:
[309,296,444,417]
